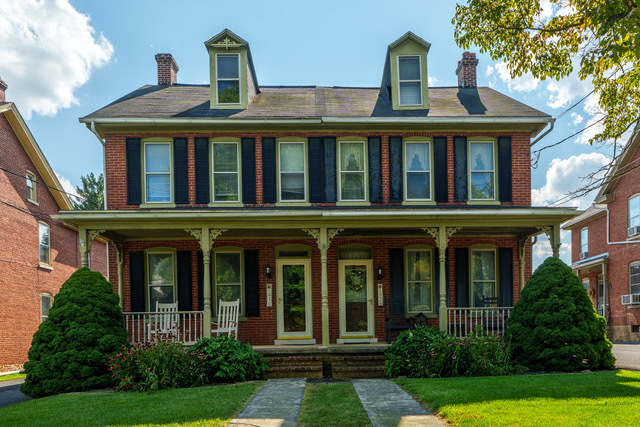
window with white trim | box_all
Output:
[471,248,497,307]
[38,222,50,266]
[469,141,495,200]
[215,250,244,315]
[339,141,366,201]
[144,141,172,203]
[405,141,431,201]
[212,141,239,202]
[279,141,306,201]
[26,171,37,203]
[41,294,51,323]
[630,262,640,295]
[147,252,175,310]
[405,248,433,314]
[216,54,240,104]
[398,56,422,106]
[580,228,588,254]
[629,195,640,228]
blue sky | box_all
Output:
[1,0,617,267]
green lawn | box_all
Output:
[0,373,25,382]
[0,382,263,427]
[298,382,371,427]
[398,370,640,426]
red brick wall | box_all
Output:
[0,114,108,366]
[105,131,532,210]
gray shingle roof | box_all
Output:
[81,85,550,121]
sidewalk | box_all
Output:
[230,378,444,427]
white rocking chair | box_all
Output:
[211,299,239,337]
[149,301,178,341]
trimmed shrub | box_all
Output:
[506,257,616,372]
[108,341,206,392]
[384,325,513,378]
[192,335,268,382]
[21,268,129,397]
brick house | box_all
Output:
[563,122,640,342]
[0,79,108,367]
[57,30,577,347]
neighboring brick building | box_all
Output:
[0,79,108,367]
[564,122,640,342]
[57,30,577,347]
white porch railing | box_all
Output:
[447,307,513,337]
[122,311,204,345]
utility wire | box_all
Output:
[0,166,86,202]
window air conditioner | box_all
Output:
[622,294,640,305]
[628,226,640,237]
[579,252,588,260]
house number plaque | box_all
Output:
[377,283,384,306]
[266,283,273,307]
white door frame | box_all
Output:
[275,259,315,345]
[338,259,377,343]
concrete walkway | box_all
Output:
[230,378,306,427]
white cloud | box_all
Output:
[531,152,610,209]
[55,172,80,201]
[571,112,584,126]
[486,62,539,92]
[428,76,438,86]
[0,0,113,118]
[545,73,592,109]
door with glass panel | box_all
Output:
[597,274,605,316]
[338,259,374,340]
[276,259,313,339]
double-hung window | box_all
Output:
[279,142,306,201]
[38,222,50,266]
[630,262,640,295]
[398,56,422,106]
[471,249,497,307]
[144,142,172,203]
[216,54,240,104]
[405,141,431,201]
[469,141,495,200]
[215,251,243,315]
[212,142,239,202]
[629,195,640,235]
[26,171,37,203]
[405,248,433,314]
[339,141,366,201]
[147,252,175,310]
[580,228,588,256]
[41,294,51,323]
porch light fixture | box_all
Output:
[266,265,271,279]
[377,266,383,280]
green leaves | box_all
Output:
[73,172,104,210]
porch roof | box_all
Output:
[55,206,578,242]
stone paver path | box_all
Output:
[230,378,306,427]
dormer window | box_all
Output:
[398,56,422,106]
[216,54,240,104]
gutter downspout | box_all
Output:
[597,204,640,246]
[530,119,555,147]
[89,121,109,281]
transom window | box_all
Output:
[469,141,495,200]
[279,142,306,201]
[629,195,640,228]
[216,54,240,104]
[38,222,50,266]
[144,142,172,203]
[405,249,433,314]
[212,142,239,202]
[26,171,37,203]
[471,249,497,307]
[405,141,431,201]
[630,262,640,295]
[147,252,175,310]
[398,56,422,106]
[580,228,588,254]
[215,251,243,315]
[339,141,366,201]
[41,294,51,323]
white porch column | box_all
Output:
[425,226,459,332]
[116,243,124,307]
[518,238,527,291]
[79,227,89,268]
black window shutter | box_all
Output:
[453,137,468,202]
[129,251,145,312]
[499,247,514,306]
[455,248,469,307]
[173,138,189,204]
[262,137,276,203]
[126,138,142,205]
[244,250,260,317]
[433,137,448,203]
[241,138,256,204]
[368,137,383,203]
[390,248,404,315]
[323,137,337,203]
[177,251,192,311]
[194,137,210,204]
[197,251,204,311]
[498,136,513,202]
[308,137,323,203]
[389,137,403,203]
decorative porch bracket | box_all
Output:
[303,227,343,346]
[78,227,105,268]
[537,224,561,258]
[186,228,227,338]
[424,226,460,332]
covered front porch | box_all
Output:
[56,207,576,347]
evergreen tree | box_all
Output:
[73,172,104,210]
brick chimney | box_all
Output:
[0,77,7,102]
[155,54,179,86]
[456,52,479,88]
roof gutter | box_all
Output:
[530,118,555,147]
